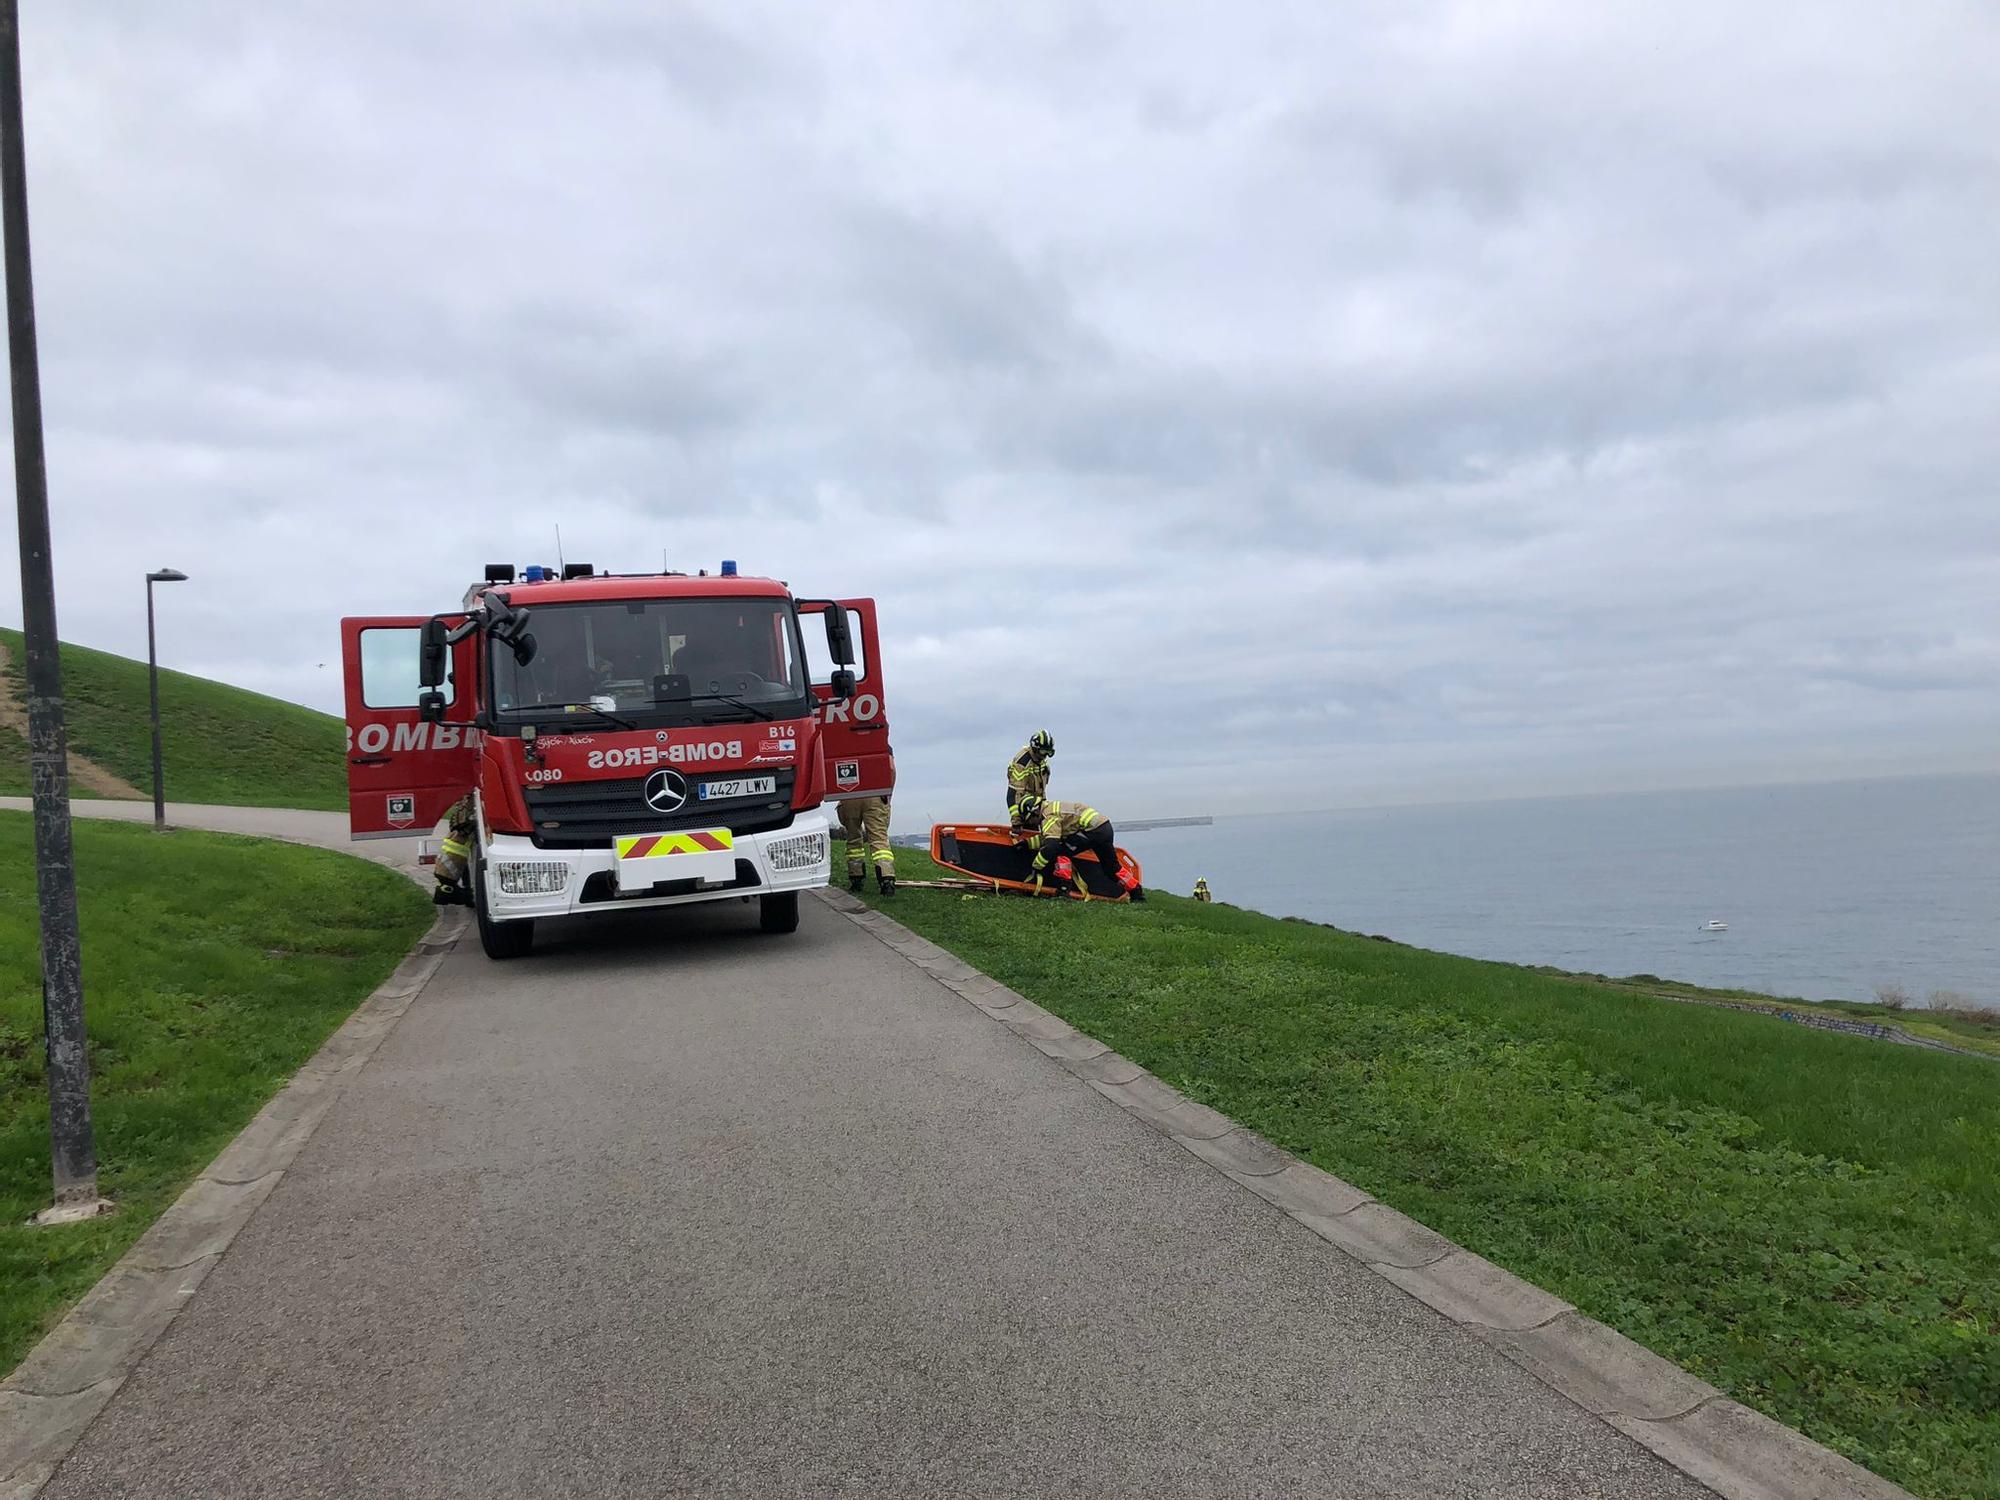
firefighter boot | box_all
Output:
[877,868,896,897]
[848,870,866,893]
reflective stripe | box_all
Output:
[1008,750,1049,800]
[1036,801,1101,842]
[616,829,735,859]
[440,837,470,857]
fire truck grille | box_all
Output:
[524,770,798,849]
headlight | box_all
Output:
[494,861,568,895]
[767,831,827,872]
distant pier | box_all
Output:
[1120,816,1212,832]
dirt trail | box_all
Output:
[0,636,146,799]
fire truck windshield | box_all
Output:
[489,598,810,726]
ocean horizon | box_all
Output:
[1120,771,2000,1010]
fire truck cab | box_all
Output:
[341,561,892,959]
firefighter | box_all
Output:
[432,796,476,906]
[1013,793,1142,901]
[1006,730,1054,825]
[837,795,895,896]
[1193,878,1212,903]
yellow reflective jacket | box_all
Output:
[1028,801,1103,866]
[1006,746,1049,811]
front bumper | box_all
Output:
[478,807,832,921]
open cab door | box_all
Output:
[800,598,893,801]
[340,616,481,839]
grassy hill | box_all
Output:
[0,723,28,797]
[0,627,345,810]
[856,844,2000,1500]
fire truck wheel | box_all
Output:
[759,891,800,935]
[473,854,535,960]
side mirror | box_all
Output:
[418,618,448,688]
[830,667,856,701]
[823,608,855,667]
[512,632,538,667]
[417,689,446,724]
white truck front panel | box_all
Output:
[478,806,833,921]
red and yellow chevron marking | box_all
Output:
[616,829,735,860]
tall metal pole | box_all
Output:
[147,575,162,828]
[2,0,102,1217]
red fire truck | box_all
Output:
[341,561,892,959]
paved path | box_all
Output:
[24,800,1709,1498]
[0,798,423,879]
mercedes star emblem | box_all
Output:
[643,768,688,813]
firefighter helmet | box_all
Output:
[1030,729,1054,758]
[1014,793,1045,824]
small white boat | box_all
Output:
[1699,920,1728,932]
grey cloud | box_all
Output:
[1,0,1996,828]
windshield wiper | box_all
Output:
[682,693,778,722]
[545,703,636,732]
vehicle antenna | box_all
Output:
[555,524,565,572]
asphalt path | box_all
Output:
[28,800,1709,1498]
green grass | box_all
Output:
[0,626,346,810]
[858,846,2000,1500]
[1,810,430,1376]
[1561,972,2000,1060]
[0,722,28,796]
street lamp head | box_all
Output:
[146,568,188,583]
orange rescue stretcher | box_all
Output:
[928,822,1143,902]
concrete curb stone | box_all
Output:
[994,1003,1077,1042]
[1182,1126,1294,1178]
[1235,1160,1376,1219]
[1376,1249,1573,1332]
[1486,1312,1722,1422]
[1297,1199,1458,1270]
[811,888,1919,1500]
[1092,1073,1238,1140]
[1609,1400,1920,1500]
[1054,1049,1146,1086]
[1023,1030,1112,1063]
[0,907,467,1499]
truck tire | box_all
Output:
[759,891,800,935]
[474,852,534,960]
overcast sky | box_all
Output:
[2,0,1996,823]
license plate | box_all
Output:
[614,828,736,892]
[698,776,775,800]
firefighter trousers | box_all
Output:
[1070,820,1119,876]
[434,797,476,899]
[837,796,893,876]
[1052,821,1125,892]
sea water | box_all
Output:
[1121,774,2000,1009]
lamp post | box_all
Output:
[146,568,187,830]
[5,0,105,1220]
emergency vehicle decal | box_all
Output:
[346,721,482,755]
[386,793,416,828]
[585,739,747,770]
[815,694,882,725]
[616,830,735,859]
[834,760,861,789]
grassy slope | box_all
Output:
[0,811,430,1375]
[859,846,2000,1500]
[0,627,346,810]
[1598,977,2000,1060]
[0,723,27,796]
